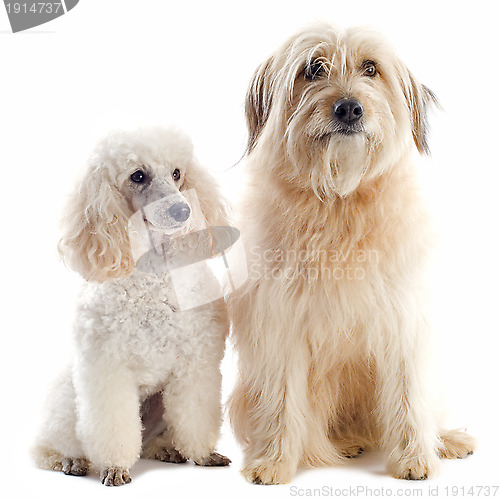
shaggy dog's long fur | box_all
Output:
[229,25,475,484]
[32,127,230,485]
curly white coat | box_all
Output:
[32,127,230,485]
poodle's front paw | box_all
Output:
[194,452,231,467]
[100,467,132,486]
[388,451,440,480]
[242,458,295,485]
[61,457,89,476]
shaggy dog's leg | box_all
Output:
[236,343,311,485]
[377,315,441,480]
[73,360,142,486]
[161,360,230,467]
[324,359,378,460]
[32,367,88,475]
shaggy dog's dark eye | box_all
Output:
[130,170,146,183]
[172,168,181,181]
[362,60,378,77]
[305,59,326,81]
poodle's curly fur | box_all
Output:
[32,126,231,486]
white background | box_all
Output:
[1,1,499,498]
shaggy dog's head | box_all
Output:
[59,126,227,282]
[246,24,438,198]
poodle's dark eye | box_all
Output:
[362,60,378,77]
[305,59,326,81]
[172,168,181,181]
[130,170,146,183]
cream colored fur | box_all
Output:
[229,24,475,484]
[32,126,231,485]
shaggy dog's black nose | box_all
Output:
[168,202,191,222]
[333,98,364,124]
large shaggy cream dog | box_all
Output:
[32,127,230,486]
[229,25,475,484]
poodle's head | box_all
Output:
[59,126,228,282]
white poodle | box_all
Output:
[32,126,231,486]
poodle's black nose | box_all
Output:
[333,98,364,124]
[168,202,191,223]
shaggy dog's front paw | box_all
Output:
[341,446,365,459]
[388,452,440,480]
[61,457,89,476]
[438,430,476,459]
[242,459,294,485]
[194,452,231,466]
[100,467,132,486]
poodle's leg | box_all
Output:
[141,430,187,463]
[139,394,187,463]
[161,359,230,467]
[376,316,441,480]
[32,366,89,476]
[73,360,141,486]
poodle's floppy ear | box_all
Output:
[58,161,134,282]
[398,66,440,155]
[245,56,276,154]
[182,157,230,228]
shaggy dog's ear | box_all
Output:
[245,56,275,153]
[399,67,439,155]
[58,162,134,282]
